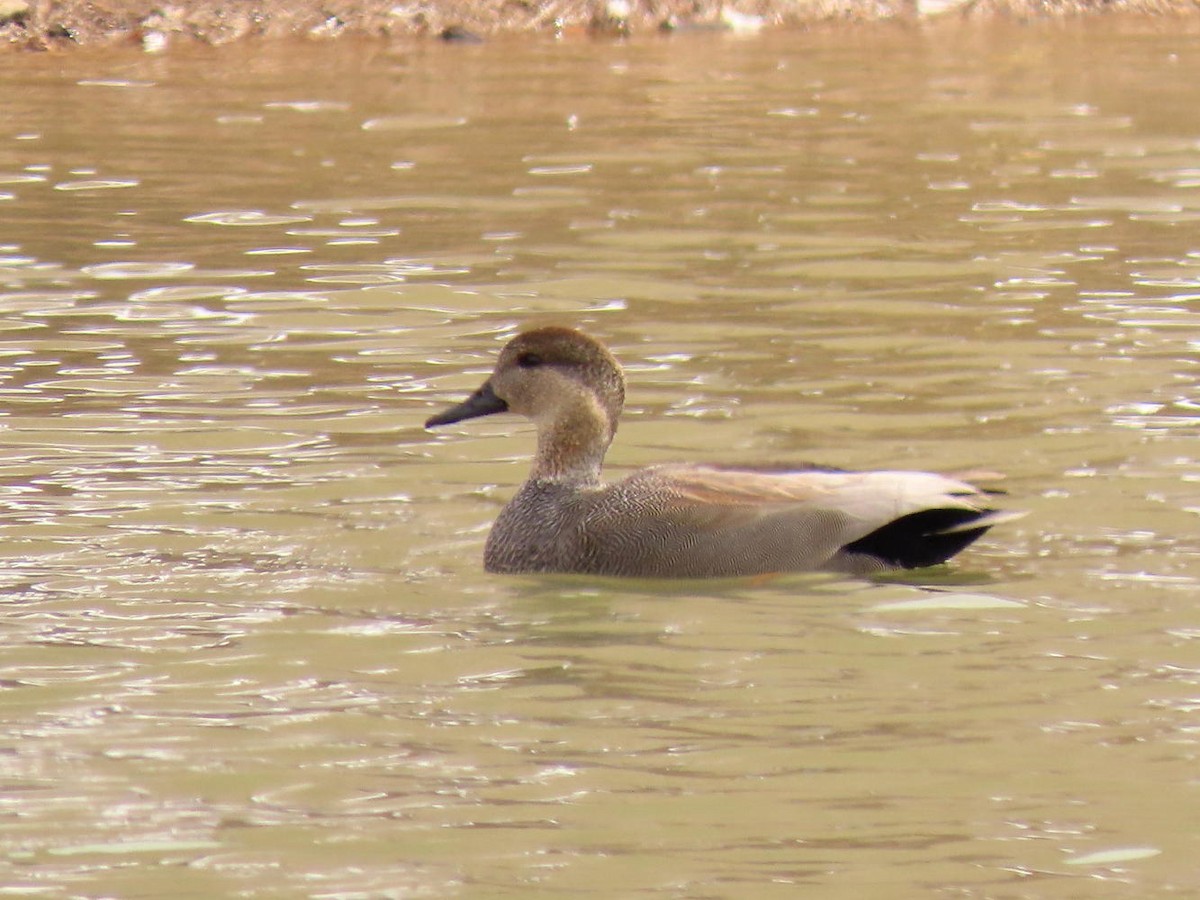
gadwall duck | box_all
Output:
[426,327,1021,577]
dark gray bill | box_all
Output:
[425,381,508,428]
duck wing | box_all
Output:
[579,464,1018,576]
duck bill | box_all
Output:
[425,381,509,428]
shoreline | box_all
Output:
[2,0,1200,53]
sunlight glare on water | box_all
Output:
[0,21,1198,898]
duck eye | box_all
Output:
[516,352,543,369]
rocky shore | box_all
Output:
[1,0,1197,52]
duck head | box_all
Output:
[425,326,627,480]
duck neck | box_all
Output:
[530,402,613,485]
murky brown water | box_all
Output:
[1,20,1198,898]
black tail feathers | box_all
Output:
[842,507,997,570]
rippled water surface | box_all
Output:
[1,21,1198,897]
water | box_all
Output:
[1,21,1198,898]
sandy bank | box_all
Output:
[1,0,1197,52]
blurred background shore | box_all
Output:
[4,0,1200,52]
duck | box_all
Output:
[425,326,1022,578]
